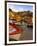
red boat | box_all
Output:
[9,23,22,35]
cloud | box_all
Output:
[18,7,24,11]
[8,4,19,12]
[8,4,24,12]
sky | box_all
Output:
[8,4,33,12]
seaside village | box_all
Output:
[9,8,33,41]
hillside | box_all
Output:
[9,8,33,26]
